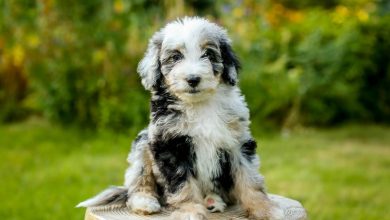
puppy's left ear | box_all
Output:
[219,39,241,86]
[137,31,164,91]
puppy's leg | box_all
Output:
[127,192,160,215]
[168,177,208,220]
[233,164,284,220]
[125,131,161,214]
[127,149,160,214]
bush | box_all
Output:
[0,0,389,130]
[221,2,390,128]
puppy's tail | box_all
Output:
[76,186,128,208]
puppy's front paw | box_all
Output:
[127,192,161,214]
[204,194,226,213]
[171,203,208,220]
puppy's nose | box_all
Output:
[186,75,201,88]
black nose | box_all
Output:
[186,75,201,88]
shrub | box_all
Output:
[0,0,389,130]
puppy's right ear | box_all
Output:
[219,39,241,86]
[137,31,163,91]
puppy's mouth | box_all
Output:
[175,87,216,103]
[188,89,200,94]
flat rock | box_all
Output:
[85,194,307,220]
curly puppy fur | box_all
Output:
[78,17,283,220]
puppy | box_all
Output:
[78,17,283,220]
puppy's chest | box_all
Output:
[184,111,239,188]
[184,109,241,146]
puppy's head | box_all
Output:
[138,17,240,102]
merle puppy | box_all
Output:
[78,17,283,220]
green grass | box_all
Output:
[0,119,389,220]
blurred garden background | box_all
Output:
[0,0,389,219]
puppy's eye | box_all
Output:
[201,49,214,60]
[170,51,183,62]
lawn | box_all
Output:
[1,118,389,220]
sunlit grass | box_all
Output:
[0,119,389,219]
[261,125,390,220]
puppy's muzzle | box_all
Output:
[186,75,201,88]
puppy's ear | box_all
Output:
[219,39,241,86]
[137,32,163,91]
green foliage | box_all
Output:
[222,3,390,127]
[1,0,159,129]
[357,16,390,123]
[0,0,389,130]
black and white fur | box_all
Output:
[78,17,283,220]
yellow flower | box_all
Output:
[12,45,25,67]
[27,34,40,48]
[92,49,106,64]
[287,11,303,23]
[356,9,369,22]
[335,5,349,17]
[333,5,350,24]
[114,0,124,14]
[233,7,244,18]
